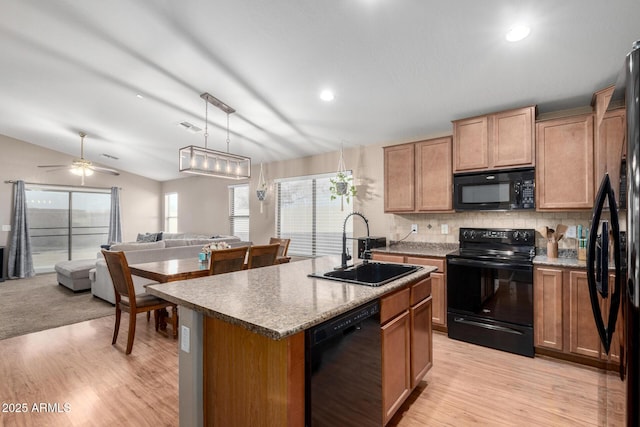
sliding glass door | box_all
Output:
[26,187,110,273]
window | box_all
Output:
[229,184,249,241]
[165,193,178,233]
[26,186,111,273]
[276,172,352,257]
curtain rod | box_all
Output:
[4,180,121,190]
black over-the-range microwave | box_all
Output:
[453,167,535,211]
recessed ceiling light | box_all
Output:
[506,25,530,42]
[319,89,335,102]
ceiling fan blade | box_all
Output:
[43,167,72,173]
[38,164,68,168]
[90,165,120,175]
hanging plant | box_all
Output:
[256,163,268,214]
[329,145,357,211]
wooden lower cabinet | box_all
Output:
[534,266,621,367]
[410,296,433,388]
[381,278,433,425]
[534,267,564,351]
[381,309,411,425]
[567,270,602,359]
[392,255,447,331]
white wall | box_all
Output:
[0,134,162,252]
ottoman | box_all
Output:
[55,259,96,292]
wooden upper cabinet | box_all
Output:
[594,109,626,199]
[415,137,453,211]
[453,116,489,171]
[384,144,415,212]
[453,106,535,173]
[536,114,594,210]
[492,107,535,168]
[384,136,453,213]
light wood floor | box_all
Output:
[0,316,625,426]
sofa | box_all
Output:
[91,235,245,304]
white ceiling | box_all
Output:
[0,0,637,182]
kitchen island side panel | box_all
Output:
[203,315,305,427]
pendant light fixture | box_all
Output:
[179,92,251,179]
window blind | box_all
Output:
[229,184,249,241]
[276,172,352,257]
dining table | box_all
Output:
[129,258,211,283]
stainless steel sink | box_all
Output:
[309,262,422,287]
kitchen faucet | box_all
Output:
[337,211,370,270]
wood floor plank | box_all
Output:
[0,318,624,426]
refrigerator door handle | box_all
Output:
[587,174,622,355]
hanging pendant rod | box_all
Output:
[200,93,235,115]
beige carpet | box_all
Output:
[0,273,114,340]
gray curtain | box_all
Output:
[108,186,122,243]
[8,180,34,279]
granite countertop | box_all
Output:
[371,242,458,258]
[146,255,434,341]
[533,255,587,268]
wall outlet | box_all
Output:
[1,225,10,232]
[441,224,449,234]
[565,226,577,239]
[181,325,190,353]
[411,224,418,234]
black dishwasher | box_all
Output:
[305,300,381,426]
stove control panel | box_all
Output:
[459,228,535,245]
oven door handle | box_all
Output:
[453,317,524,335]
[447,257,532,272]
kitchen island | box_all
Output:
[146,255,434,426]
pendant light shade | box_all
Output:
[179,92,251,179]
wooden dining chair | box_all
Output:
[247,243,280,269]
[101,250,178,355]
[209,246,249,275]
[269,237,291,258]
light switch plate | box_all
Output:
[1,225,10,232]
[441,224,449,234]
[566,226,577,239]
[181,325,190,353]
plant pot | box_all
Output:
[335,181,348,196]
[256,189,266,201]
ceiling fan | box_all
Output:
[39,132,120,185]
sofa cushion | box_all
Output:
[136,232,162,242]
[110,240,166,251]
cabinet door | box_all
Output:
[406,257,447,329]
[415,137,453,211]
[595,109,626,208]
[384,144,415,212]
[567,270,602,359]
[534,267,564,350]
[536,114,594,209]
[492,106,535,168]
[606,273,623,364]
[453,116,489,172]
[410,296,432,388]
[381,310,411,425]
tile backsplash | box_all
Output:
[386,210,626,250]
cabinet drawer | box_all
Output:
[372,253,405,263]
[406,256,445,272]
[381,288,411,324]
[410,277,432,306]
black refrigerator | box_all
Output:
[588,40,640,426]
